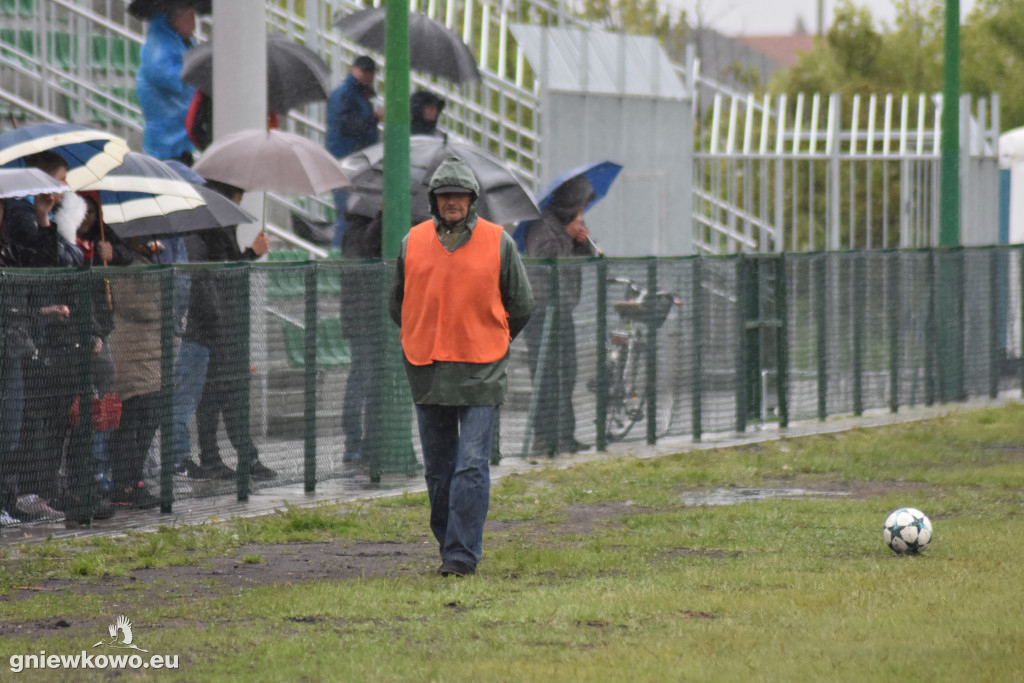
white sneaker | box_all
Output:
[15,494,64,522]
[1,509,20,526]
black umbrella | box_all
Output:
[340,135,539,226]
[182,35,332,114]
[334,8,481,84]
[128,0,211,20]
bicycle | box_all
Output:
[594,277,682,442]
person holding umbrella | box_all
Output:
[325,55,382,247]
[411,90,446,136]
[522,174,598,455]
[133,0,204,165]
[389,156,534,577]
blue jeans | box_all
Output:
[333,189,351,248]
[415,404,498,568]
[172,341,210,465]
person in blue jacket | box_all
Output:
[136,3,198,164]
[325,55,382,247]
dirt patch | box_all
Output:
[0,484,919,640]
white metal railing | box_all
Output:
[692,89,1001,252]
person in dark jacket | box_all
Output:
[325,55,382,248]
[5,152,89,522]
[389,156,534,577]
[339,211,383,465]
[410,90,445,136]
[178,180,276,482]
[522,174,598,455]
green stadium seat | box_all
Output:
[265,253,308,298]
[90,34,107,71]
[129,41,142,71]
[1,0,16,17]
[50,31,75,70]
[280,317,351,368]
[19,0,33,18]
[110,35,126,72]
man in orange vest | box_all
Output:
[389,156,534,577]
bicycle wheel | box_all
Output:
[606,340,642,442]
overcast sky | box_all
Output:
[671,0,978,36]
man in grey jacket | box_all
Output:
[389,156,533,577]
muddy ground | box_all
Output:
[0,480,915,641]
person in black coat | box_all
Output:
[339,210,383,464]
[410,90,445,136]
[522,175,598,455]
[178,180,276,481]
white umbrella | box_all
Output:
[0,167,71,198]
[0,123,130,190]
[193,129,350,195]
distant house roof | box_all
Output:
[510,25,687,99]
[734,34,817,70]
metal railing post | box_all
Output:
[595,259,608,451]
[816,253,828,420]
[888,250,901,412]
[159,267,175,513]
[303,264,318,492]
[645,259,658,444]
[853,252,865,416]
[774,254,788,428]
[691,256,703,442]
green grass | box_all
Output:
[2,404,1024,681]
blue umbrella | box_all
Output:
[0,123,131,190]
[513,160,623,252]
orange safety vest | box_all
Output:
[401,218,510,366]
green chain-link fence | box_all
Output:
[1,247,1021,525]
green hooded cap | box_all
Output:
[428,155,480,226]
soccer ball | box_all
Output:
[883,507,933,554]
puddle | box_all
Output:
[680,488,852,506]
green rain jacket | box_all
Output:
[389,155,534,406]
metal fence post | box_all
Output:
[989,248,999,399]
[735,254,748,432]
[816,253,828,420]
[303,264,318,493]
[853,252,865,416]
[646,259,658,444]
[691,256,703,442]
[70,269,96,524]
[888,250,901,412]
[595,259,608,451]
[159,267,174,514]
[925,250,937,405]
[774,254,788,428]
[237,264,252,502]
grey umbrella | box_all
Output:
[182,35,332,114]
[334,8,481,84]
[340,134,539,226]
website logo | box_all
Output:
[93,615,148,652]
[8,615,177,673]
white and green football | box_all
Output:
[883,507,933,554]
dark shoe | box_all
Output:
[438,560,476,577]
[91,495,116,520]
[188,461,236,481]
[247,459,277,481]
[559,438,591,453]
[111,486,160,509]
